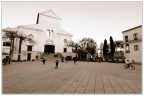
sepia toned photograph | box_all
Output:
[1,1,142,94]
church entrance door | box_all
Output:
[44,45,55,54]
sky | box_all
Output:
[2,1,142,46]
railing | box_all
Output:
[123,38,142,44]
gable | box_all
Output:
[40,9,62,20]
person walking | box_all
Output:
[65,57,68,63]
[61,56,64,62]
[42,57,46,65]
[73,56,77,64]
[55,60,59,69]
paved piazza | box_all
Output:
[3,60,142,94]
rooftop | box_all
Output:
[122,25,142,33]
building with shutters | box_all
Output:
[122,25,142,64]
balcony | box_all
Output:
[123,38,142,44]
[134,37,138,40]
[125,50,130,54]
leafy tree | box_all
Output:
[114,40,123,51]
[67,38,97,54]
[103,39,109,61]
[110,36,115,62]
[64,39,79,56]
[64,38,97,60]
[80,38,97,54]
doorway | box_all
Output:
[27,53,31,61]
[64,48,67,53]
[44,45,55,54]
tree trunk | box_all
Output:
[110,54,114,63]
[111,57,114,63]
[8,38,13,64]
[11,37,15,60]
[18,38,22,61]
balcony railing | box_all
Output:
[134,38,138,40]
[123,38,142,44]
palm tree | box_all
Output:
[2,27,18,64]
[17,31,36,61]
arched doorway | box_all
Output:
[44,39,55,54]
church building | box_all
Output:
[2,9,73,61]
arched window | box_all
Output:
[47,29,53,37]
[47,29,50,37]
[51,30,53,37]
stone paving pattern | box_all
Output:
[2,61,142,94]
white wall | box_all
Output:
[39,14,61,28]
[54,34,72,52]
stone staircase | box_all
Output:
[44,54,60,62]
[41,52,76,62]
[56,52,76,58]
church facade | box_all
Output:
[2,9,73,61]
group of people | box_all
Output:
[61,57,68,63]
[87,53,102,63]
[41,56,78,69]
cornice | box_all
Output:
[18,26,43,32]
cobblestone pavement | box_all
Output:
[2,61,142,94]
